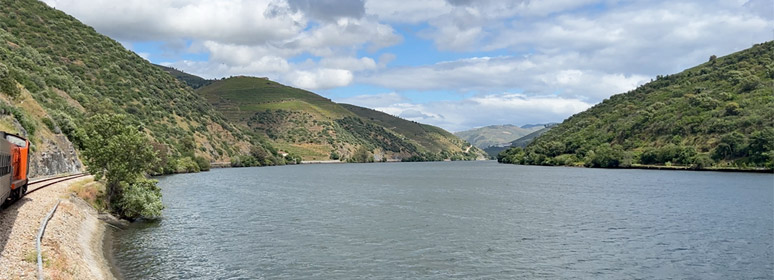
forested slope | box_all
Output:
[0,0,263,174]
[499,42,774,170]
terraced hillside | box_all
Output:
[198,77,485,161]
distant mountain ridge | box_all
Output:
[508,124,557,148]
[454,124,549,149]
[520,124,549,129]
[481,124,557,158]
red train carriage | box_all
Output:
[0,132,30,205]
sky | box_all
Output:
[43,0,773,132]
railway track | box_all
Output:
[26,173,88,195]
[1,173,88,209]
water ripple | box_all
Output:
[112,162,774,279]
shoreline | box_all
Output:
[498,161,773,174]
[50,193,116,280]
[625,164,773,174]
[103,225,123,280]
[0,176,117,279]
[0,177,115,279]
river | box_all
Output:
[110,161,773,279]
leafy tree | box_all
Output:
[691,154,715,169]
[81,114,162,219]
[118,178,163,219]
[250,146,272,165]
[349,146,374,163]
[0,63,20,98]
[588,144,623,168]
[724,102,740,116]
[177,157,201,173]
[747,128,774,167]
[712,132,746,160]
[194,156,211,171]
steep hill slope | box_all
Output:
[340,104,484,156]
[508,124,557,148]
[455,124,543,149]
[499,41,774,170]
[198,77,484,161]
[0,0,256,175]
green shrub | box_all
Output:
[0,64,20,98]
[176,157,200,173]
[118,178,163,219]
[589,144,623,168]
[42,117,57,133]
[691,154,715,169]
[81,114,161,220]
[194,156,210,171]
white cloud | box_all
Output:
[319,56,378,71]
[44,0,305,44]
[358,92,593,132]
[136,52,151,60]
[364,0,451,23]
[486,1,772,75]
[287,68,353,90]
[290,17,402,55]
[287,0,365,22]
[336,92,408,108]
[359,55,650,101]
[42,0,401,82]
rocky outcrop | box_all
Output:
[29,135,83,178]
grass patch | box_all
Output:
[23,250,49,267]
[69,178,107,211]
[276,142,330,160]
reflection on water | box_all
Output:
[112,161,774,279]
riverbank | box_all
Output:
[0,176,115,279]
[626,164,773,173]
[496,161,773,174]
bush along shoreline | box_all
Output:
[81,114,163,221]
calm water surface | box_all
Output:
[111,161,773,279]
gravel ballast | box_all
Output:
[0,176,115,279]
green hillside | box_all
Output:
[199,76,355,121]
[454,124,543,149]
[0,0,263,174]
[340,104,484,155]
[198,77,485,161]
[499,41,774,170]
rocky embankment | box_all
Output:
[29,135,83,178]
[2,115,84,178]
[0,176,114,279]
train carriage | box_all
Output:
[0,132,30,205]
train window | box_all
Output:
[0,154,5,176]
[4,154,9,176]
[1,154,6,176]
[5,135,26,147]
